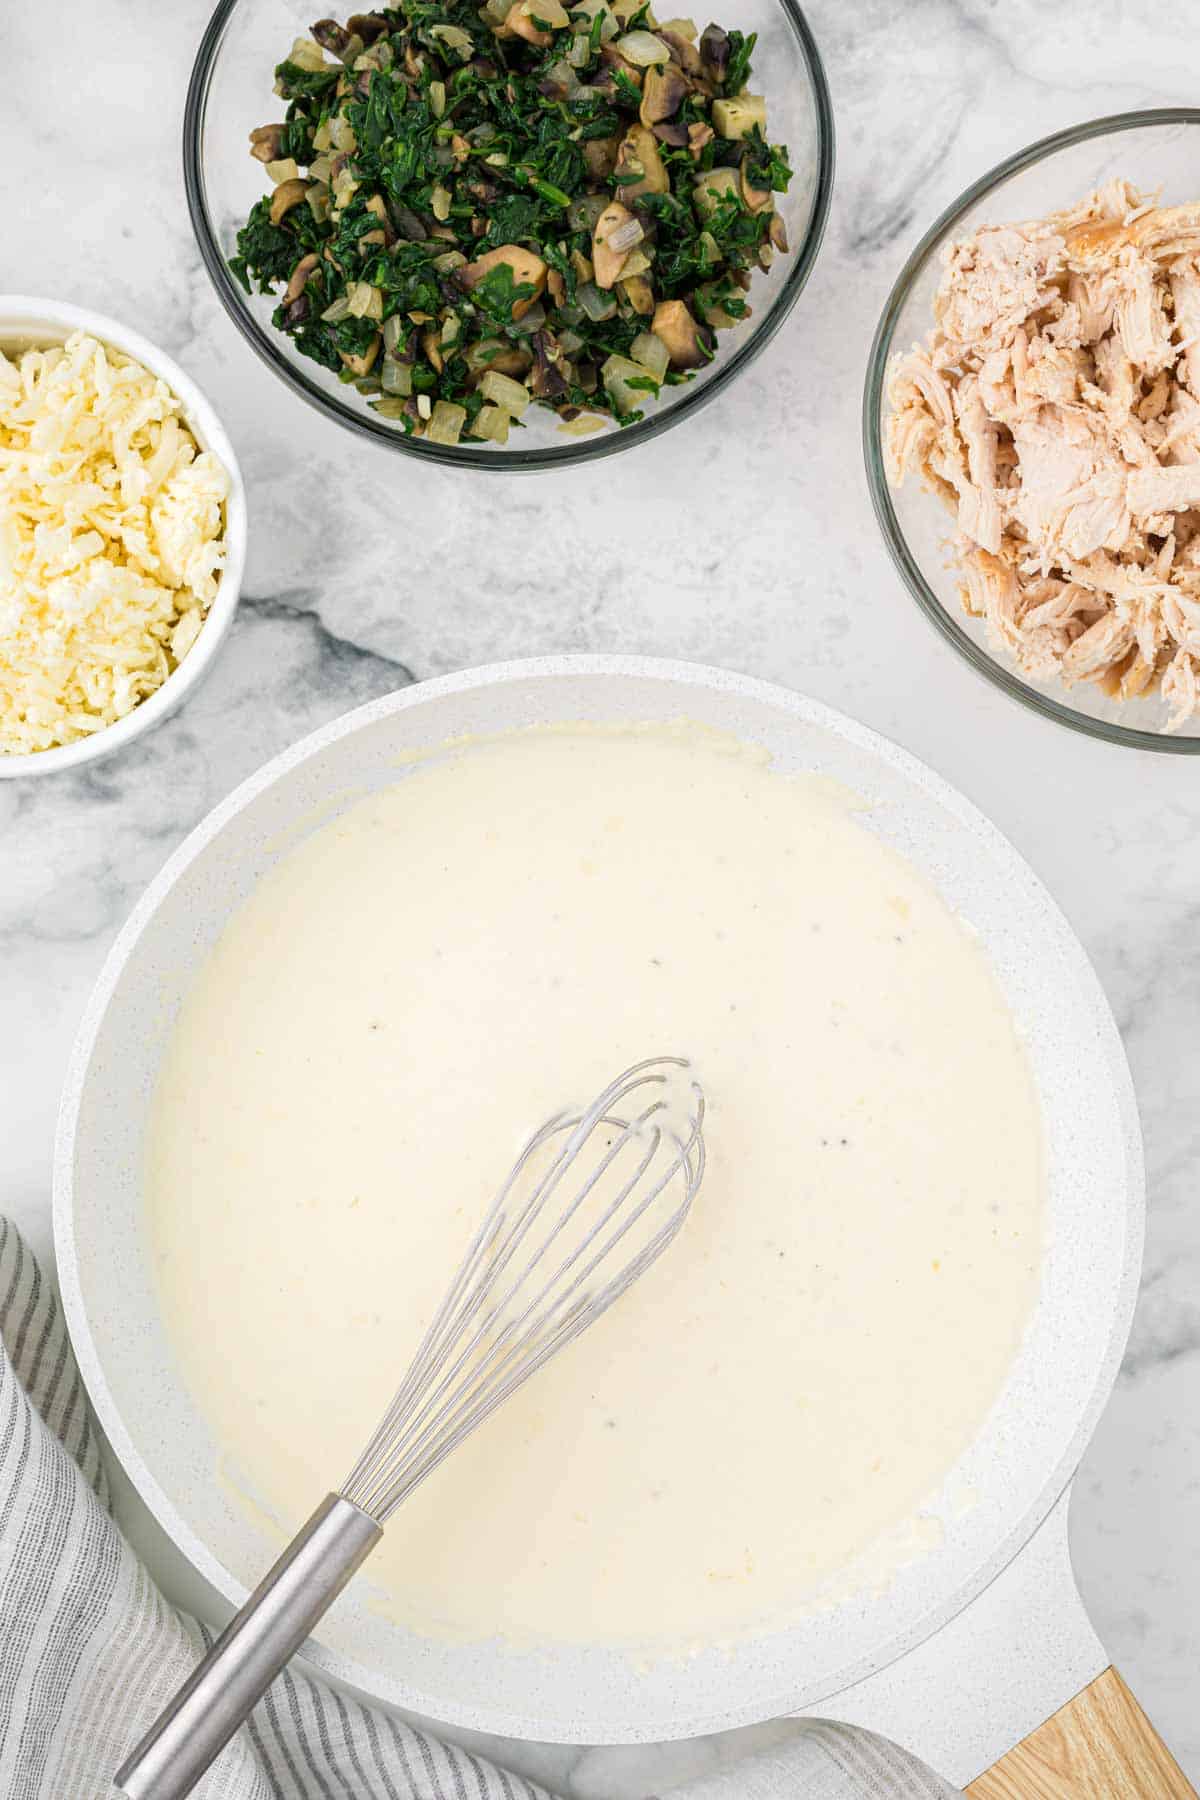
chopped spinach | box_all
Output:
[230,0,792,442]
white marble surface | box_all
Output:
[3,0,1200,1791]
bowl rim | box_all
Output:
[0,295,248,778]
[182,0,835,471]
[862,106,1200,755]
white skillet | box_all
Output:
[54,657,1168,1789]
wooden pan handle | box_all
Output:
[967,1666,1196,1799]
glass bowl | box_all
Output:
[184,0,833,470]
[863,110,1200,753]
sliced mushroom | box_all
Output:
[480,344,533,377]
[347,12,389,43]
[698,23,728,78]
[283,252,320,304]
[651,298,712,369]
[582,135,620,181]
[282,295,311,327]
[740,162,773,213]
[531,332,570,401]
[769,213,789,253]
[422,328,444,374]
[269,179,311,225]
[339,335,380,377]
[639,61,690,125]
[686,120,713,160]
[547,268,566,306]
[615,123,669,200]
[310,17,351,55]
[599,41,643,85]
[249,124,286,163]
[389,202,428,240]
[658,28,702,74]
[619,273,655,316]
[591,201,640,289]
[358,193,395,247]
[460,243,548,318]
[653,119,690,147]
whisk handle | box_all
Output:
[114,1493,382,1800]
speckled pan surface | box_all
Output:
[54,657,1143,1744]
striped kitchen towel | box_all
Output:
[0,1219,960,1800]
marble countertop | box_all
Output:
[4,0,1199,1791]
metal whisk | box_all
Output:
[117,1057,705,1800]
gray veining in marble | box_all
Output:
[3,0,1199,1790]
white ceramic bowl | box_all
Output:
[54,658,1142,1748]
[0,296,247,779]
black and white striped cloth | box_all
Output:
[0,1219,961,1800]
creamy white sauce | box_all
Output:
[147,724,1042,1648]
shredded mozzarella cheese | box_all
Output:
[0,331,229,755]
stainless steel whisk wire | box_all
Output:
[117,1056,705,1800]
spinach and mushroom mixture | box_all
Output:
[229,0,792,443]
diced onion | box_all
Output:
[615,29,670,63]
[330,114,358,152]
[265,157,300,185]
[322,295,353,323]
[557,412,606,434]
[381,356,413,395]
[630,329,669,381]
[426,399,467,444]
[430,21,475,55]
[570,0,618,38]
[522,0,571,23]
[470,404,513,444]
[510,301,547,335]
[383,313,406,353]
[602,352,657,414]
[578,281,617,321]
[288,36,328,71]
[480,370,532,415]
[347,282,384,320]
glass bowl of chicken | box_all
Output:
[184,0,832,468]
[865,110,1200,751]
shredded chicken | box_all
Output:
[886,180,1200,730]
